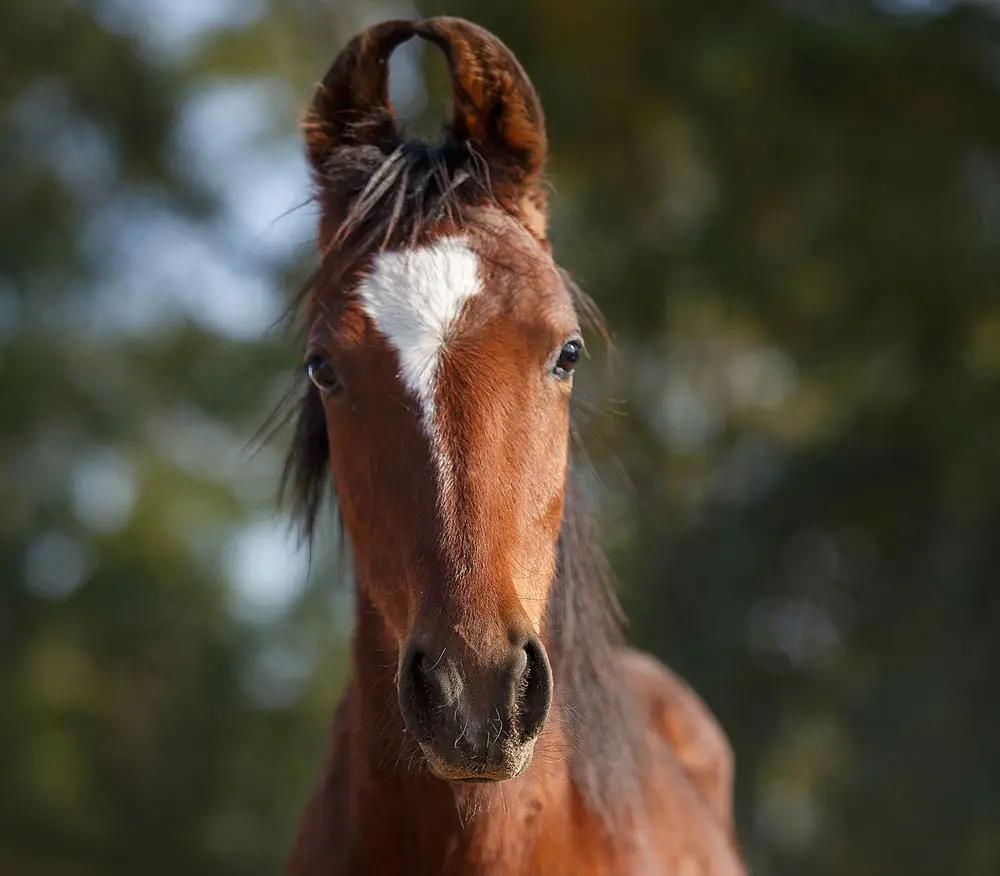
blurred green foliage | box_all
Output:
[1,1,998,874]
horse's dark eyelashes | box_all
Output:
[553,338,584,380]
[306,354,342,394]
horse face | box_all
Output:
[306,218,579,780]
[298,17,576,782]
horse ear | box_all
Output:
[415,17,549,242]
[304,17,549,243]
[302,19,416,170]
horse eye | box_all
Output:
[306,356,341,393]
[554,340,582,379]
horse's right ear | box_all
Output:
[302,19,415,170]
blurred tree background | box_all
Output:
[1,0,998,874]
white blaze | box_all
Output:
[356,236,483,502]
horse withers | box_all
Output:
[282,16,746,876]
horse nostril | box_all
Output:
[410,649,429,690]
[399,645,462,743]
[399,646,435,741]
[516,636,552,741]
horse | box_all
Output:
[280,16,747,876]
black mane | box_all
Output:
[279,137,644,828]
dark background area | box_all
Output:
[2,1,998,874]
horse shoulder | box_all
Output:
[619,648,736,836]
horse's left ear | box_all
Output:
[415,17,549,243]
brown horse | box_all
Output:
[282,16,746,876]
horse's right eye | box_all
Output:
[306,356,342,393]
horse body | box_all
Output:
[282,16,747,875]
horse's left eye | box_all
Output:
[554,340,582,379]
